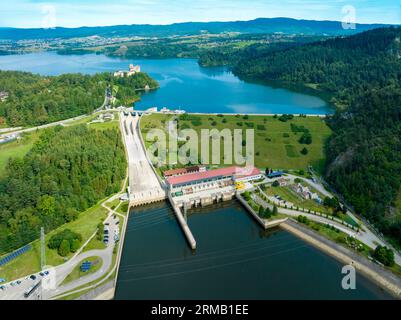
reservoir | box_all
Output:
[1,51,389,299]
[0,52,332,115]
[115,201,391,300]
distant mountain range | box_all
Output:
[0,18,392,40]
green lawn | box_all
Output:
[61,256,103,286]
[88,120,119,131]
[0,203,108,282]
[140,114,331,173]
[263,185,331,214]
[0,131,40,176]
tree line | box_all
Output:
[199,26,401,247]
[0,125,126,254]
[0,70,158,127]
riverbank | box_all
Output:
[281,219,401,299]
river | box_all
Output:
[0,52,332,115]
[115,201,391,300]
[0,51,390,299]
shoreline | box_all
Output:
[281,219,401,299]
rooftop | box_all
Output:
[166,166,260,186]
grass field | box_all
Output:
[140,113,332,173]
[0,131,40,176]
[0,203,108,282]
[88,120,119,130]
[263,185,331,214]
[61,256,103,286]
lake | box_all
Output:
[115,201,392,300]
[0,51,391,299]
[0,52,332,115]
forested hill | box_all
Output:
[0,125,126,254]
[231,27,401,108]
[0,71,158,127]
[204,27,401,245]
[0,18,389,40]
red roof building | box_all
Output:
[163,165,204,177]
[166,166,261,188]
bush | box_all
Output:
[301,147,309,155]
[71,239,81,253]
[48,229,82,256]
[283,133,290,138]
[191,119,202,126]
[297,215,309,225]
[299,132,312,144]
[96,223,104,241]
[272,181,280,187]
[58,239,71,257]
[257,124,266,131]
[373,245,395,267]
[278,114,294,122]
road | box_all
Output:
[0,90,111,141]
[0,213,119,300]
[265,174,401,265]
[120,112,166,206]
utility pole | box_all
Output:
[40,227,46,270]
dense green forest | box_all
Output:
[0,125,126,254]
[0,71,157,127]
[199,36,323,67]
[201,27,401,246]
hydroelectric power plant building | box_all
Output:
[166,166,262,208]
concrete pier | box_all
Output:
[169,194,197,250]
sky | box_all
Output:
[0,0,400,28]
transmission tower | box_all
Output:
[40,227,46,270]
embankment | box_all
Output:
[281,219,401,299]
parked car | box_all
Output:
[16,280,21,285]
[0,278,6,283]
[29,275,36,281]
[39,272,45,277]
[44,271,50,276]
[0,285,5,290]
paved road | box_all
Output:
[120,112,166,206]
[0,114,90,140]
[42,216,118,299]
[0,208,119,300]
[265,175,401,265]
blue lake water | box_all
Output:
[115,201,392,300]
[0,52,332,115]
